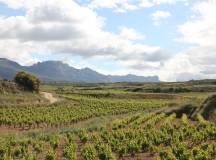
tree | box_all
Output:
[14,71,40,93]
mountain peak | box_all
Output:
[0,58,21,68]
[81,67,97,72]
[0,58,160,82]
[35,60,67,66]
[0,58,8,61]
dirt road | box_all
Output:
[41,92,58,103]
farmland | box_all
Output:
[0,80,216,159]
[1,0,216,159]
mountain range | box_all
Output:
[0,58,160,83]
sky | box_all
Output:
[0,0,216,81]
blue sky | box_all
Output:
[0,4,24,16]
[96,2,190,51]
[0,0,215,81]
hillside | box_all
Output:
[194,95,216,123]
[0,82,215,160]
[0,58,23,80]
[0,58,160,83]
[0,80,20,94]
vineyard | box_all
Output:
[0,81,216,159]
[0,113,215,160]
[0,94,169,129]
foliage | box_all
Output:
[14,71,40,93]
[0,113,215,160]
[0,83,216,160]
[45,149,56,160]
[63,143,77,160]
[0,94,168,128]
[81,144,97,160]
[78,130,88,144]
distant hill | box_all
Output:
[0,58,23,80]
[0,58,160,83]
[107,74,159,83]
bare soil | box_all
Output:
[41,92,58,103]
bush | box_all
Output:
[14,72,40,93]
[34,142,44,153]
[50,136,59,150]
[63,143,77,160]
[81,144,96,160]
[25,153,36,160]
[78,130,88,144]
[13,147,22,158]
[159,149,175,160]
[0,146,6,159]
[45,149,56,160]
[98,144,116,160]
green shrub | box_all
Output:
[63,143,77,160]
[13,147,23,158]
[78,130,88,144]
[45,149,56,160]
[34,142,44,153]
[98,144,116,160]
[25,153,36,160]
[159,149,176,160]
[14,71,40,93]
[0,146,6,160]
[49,135,60,150]
[81,144,96,160]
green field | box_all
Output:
[0,80,216,160]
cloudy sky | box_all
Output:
[0,0,215,81]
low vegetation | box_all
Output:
[0,79,216,159]
[0,94,169,128]
[0,113,215,160]
[0,80,20,94]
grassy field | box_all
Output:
[0,80,216,159]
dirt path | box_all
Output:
[41,92,58,103]
[155,105,182,114]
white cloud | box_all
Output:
[114,3,138,13]
[88,0,138,13]
[121,0,216,81]
[139,0,154,8]
[140,0,176,8]
[89,0,124,9]
[152,0,176,5]
[1,0,215,82]
[178,1,216,46]
[0,39,40,65]
[119,26,144,40]
[159,46,216,81]
[151,10,171,26]
[89,0,188,13]
[0,0,168,69]
[158,0,216,81]
[0,0,24,9]
[89,0,188,12]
